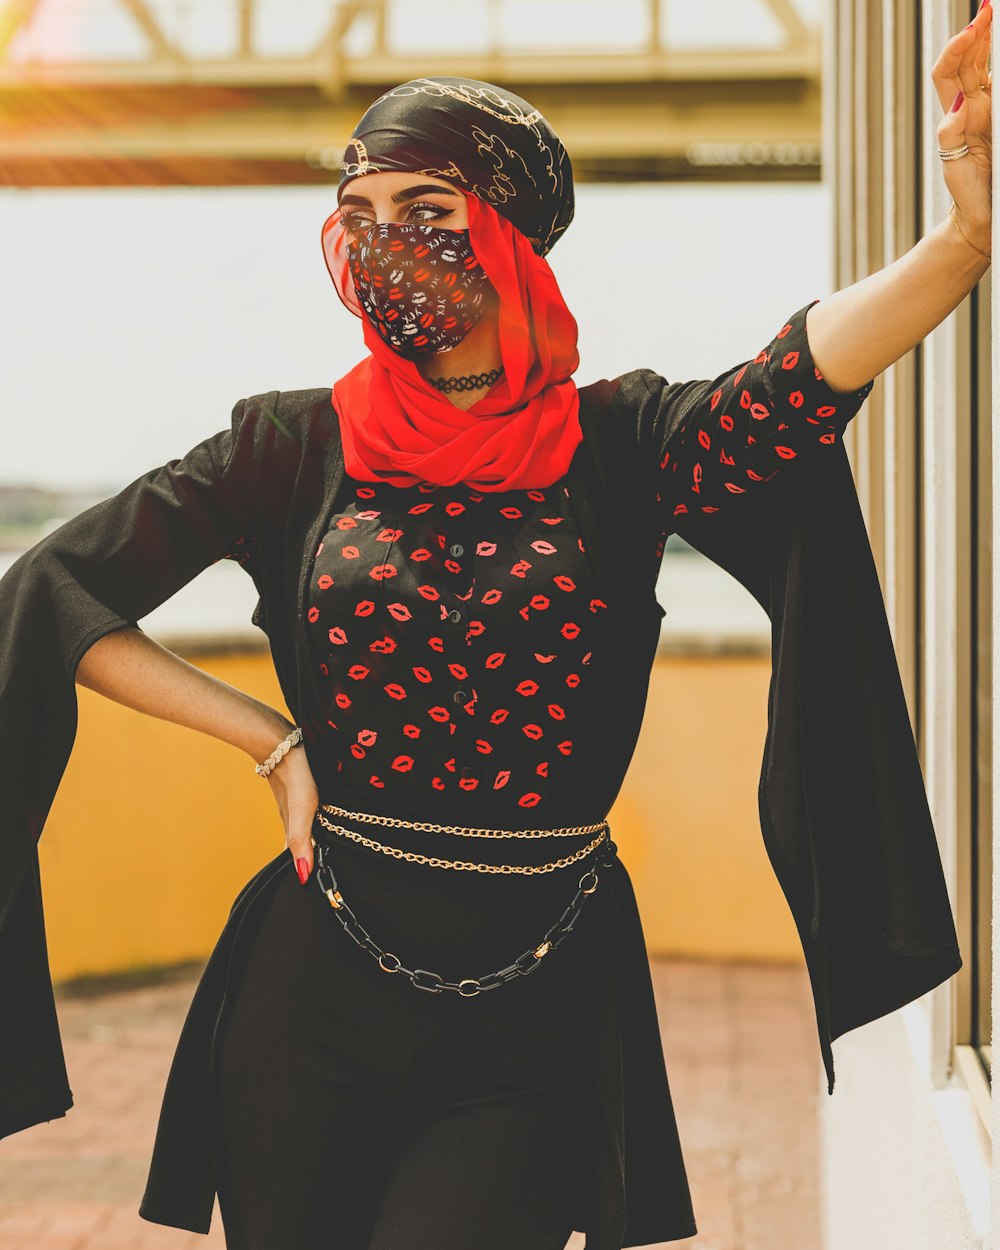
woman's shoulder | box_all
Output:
[241,386,335,431]
[235,386,340,460]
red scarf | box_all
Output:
[321,194,582,491]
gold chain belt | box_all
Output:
[317,801,608,840]
[313,805,610,876]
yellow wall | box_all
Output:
[613,652,802,963]
[41,646,802,985]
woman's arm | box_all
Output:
[806,3,992,395]
[77,626,321,878]
[621,299,874,539]
[76,625,292,763]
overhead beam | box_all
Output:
[117,0,184,62]
[0,43,820,89]
[763,0,812,46]
[0,82,821,163]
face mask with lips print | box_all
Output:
[345,221,497,358]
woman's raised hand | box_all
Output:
[933,1,992,251]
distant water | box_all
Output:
[0,541,769,649]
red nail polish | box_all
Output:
[296,857,310,884]
[952,89,965,111]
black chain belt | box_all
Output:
[311,823,618,996]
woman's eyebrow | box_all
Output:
[392,184,459,203]
[339,184,460,208]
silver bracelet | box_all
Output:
[255,726,304,777]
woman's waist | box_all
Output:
[313,788,611,872]
[308,800,616,988]
[316,779,610,829]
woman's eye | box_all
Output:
[341,212,375,233]
[407,201,453,223]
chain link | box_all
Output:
[316,801,608,840]
[312,829,618,995]
[314,808,609,875]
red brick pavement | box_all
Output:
[0,957,823,1250]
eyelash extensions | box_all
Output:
[341,201,455,235]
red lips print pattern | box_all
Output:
[305,476,601,807]
[226,302,875,813]
[641,300,876,540]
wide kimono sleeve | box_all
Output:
[0,395,265,1140]
[623,298,876,540]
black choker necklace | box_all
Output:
[429,367,504,394]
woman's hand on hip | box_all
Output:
[265,744,321,884]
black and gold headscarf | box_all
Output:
[338,76,575,256]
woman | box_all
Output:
[0,16,989,1250]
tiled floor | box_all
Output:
[0,957,823,1250]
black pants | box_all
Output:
[215,825,600,1249]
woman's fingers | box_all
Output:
[290,834,314,884]
[287,792,321,883]
[932,5,991,113]
[264,747,321,883]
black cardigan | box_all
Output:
[0,337,962,1248]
